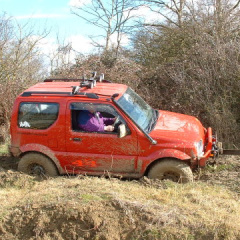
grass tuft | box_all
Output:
[0,144,8,156]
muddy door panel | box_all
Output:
[65,101,139,174]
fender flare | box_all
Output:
[139,149,191,174]
[20,144,64,174]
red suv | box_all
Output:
[9,74,221,182]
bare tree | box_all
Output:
[48,38,75,76]
[0,14,48,142]
[141,0,186,28]
[71,0,141,59]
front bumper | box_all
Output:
[198,127,222,167]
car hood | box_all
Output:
[149,110,205,143]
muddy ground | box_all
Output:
[1,154,240,193]
[0,155,18,171]
[0,155,240,240]
[197,155,240,194]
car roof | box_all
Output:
[21,81,128,99]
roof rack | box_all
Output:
[44,72,110,84]
[21,91,99,99]
[44,78,82,82]
[44,72,111,96]
[21,72,113,98]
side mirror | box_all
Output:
[118,124,128,138]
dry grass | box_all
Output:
[0,155,239,239]
[0,170,240,239]
[0,144,8,156]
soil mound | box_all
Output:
[0,199,178,240]
[0,155,240,240]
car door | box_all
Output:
[65,101,139,174]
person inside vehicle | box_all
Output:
[78,104,116,132]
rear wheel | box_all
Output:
[18,153,58,177]
[147,159,193,183]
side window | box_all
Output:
[70,103,127,133]
[18,102,59,129]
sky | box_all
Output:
[0,0,99,56]
[0,0,161,65]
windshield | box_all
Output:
[117,88,158,133]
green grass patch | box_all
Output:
[205,163,235,173]
[0,144,9,155]
[81,193,104,202]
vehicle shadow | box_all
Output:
[0,155,18,171]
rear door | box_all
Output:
[65,101,139,174]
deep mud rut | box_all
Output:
[1,154,240,189]
[0,155,18,171]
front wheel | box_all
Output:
[18,153,58,177]
[147,159,193,183]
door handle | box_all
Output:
[73,138,81,142]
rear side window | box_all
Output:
[18,102,59,129]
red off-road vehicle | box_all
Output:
[10,73,221,182]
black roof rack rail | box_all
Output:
[44,78,83,82]
[44,78,111,83]
[44,72,111,83]
[21,91,99,99]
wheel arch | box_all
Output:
[19,149,63,174]
[144,157,191,177]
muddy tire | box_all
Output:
[147,159,193,183]
[18,153,58,177]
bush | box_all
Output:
[131,0,240,147]
[0,14,47,142]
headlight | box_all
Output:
[194,140,204,157]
